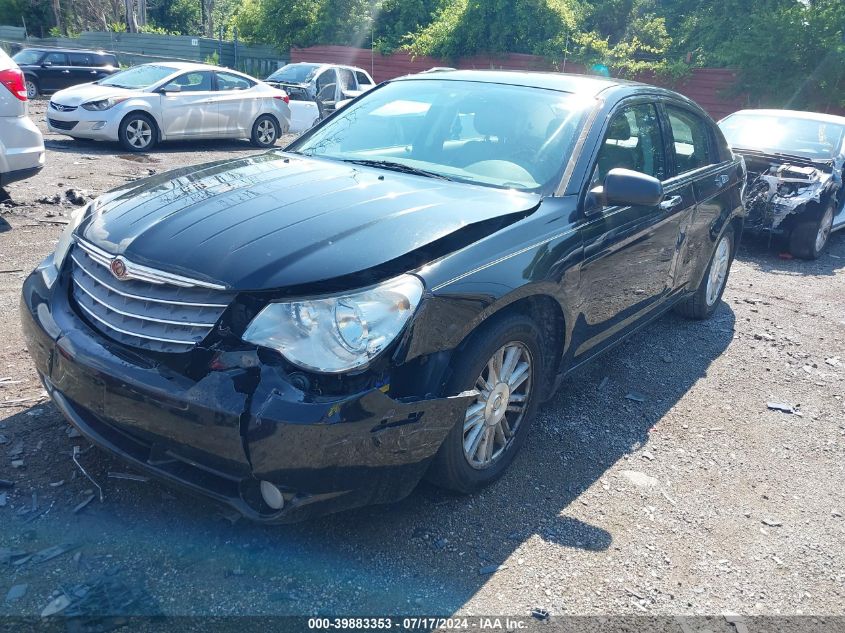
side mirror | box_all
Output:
[160,83,182,94]
[41,62,52,68]
[602,168,664,208]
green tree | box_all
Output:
[148,0,202,34]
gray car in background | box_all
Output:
[0,48,45,187]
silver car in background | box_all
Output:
[46,62,292,152]
[0,48,45,187]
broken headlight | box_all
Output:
[242,274,424,374]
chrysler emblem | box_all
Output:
[110,257,128,280]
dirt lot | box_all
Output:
[1,100,844,622]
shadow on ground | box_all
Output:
[0,303,736,616]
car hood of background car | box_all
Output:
[51,83,141,106]
[79,152,541,291]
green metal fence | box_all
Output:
[0,26,287,79]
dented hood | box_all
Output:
[79,152,540,290]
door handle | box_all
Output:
[715,174,729,187]
[660,195,684,211]
[61,70,70,74]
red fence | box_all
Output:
[291,46,747,120]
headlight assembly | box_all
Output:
[81,97,128,111]
[242,274,424,374]
[36,202,91,288]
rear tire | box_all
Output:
[25,78,38,100]
[789,201,834,260]
[425,314,544,494]
[251,115,280,148]
[118,113,157,152]
[675,226,735,320]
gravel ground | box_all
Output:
[1,100,844,622]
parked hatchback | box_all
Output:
[0,49,45,187]
[46,62,291,151]
[22,71,744,523]
[12,47,118,99]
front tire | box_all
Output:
[251,115,280,148]
[118,113,157,152]
[789,201,834,260]
[675,226,734,320]
[426,314,544,494]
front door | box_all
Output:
[574,101,693,361]
[159,71,219,138]
[39,52,71,92]
[68,52,100,88]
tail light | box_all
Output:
[0,67,28,101]
[273,93,290,105]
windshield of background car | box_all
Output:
[289,79,593,192]
[12,50,42,65]
[719,113,845,160]
[267,64,319,84]
[98,65,176,89]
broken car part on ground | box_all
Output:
[719,109,845,259]
[22,71,744,523]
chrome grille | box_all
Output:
[70,240,234,353]
[49,101,77,112]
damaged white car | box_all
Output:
[719,109,845,259]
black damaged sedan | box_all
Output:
[22,71,745,522]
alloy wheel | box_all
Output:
[705,234,731,307]
[816,206,834,253]
[463,341,532,469]
[256,119,277,145]
[25,80,37,99]
[125,119,152,150]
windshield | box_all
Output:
[12,50,43,65]
[267,64,320,84]
[98,64,176,89]
[719,113,845,160]
[289,79,593,192]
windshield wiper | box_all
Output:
[341,159,453,181]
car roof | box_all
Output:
[21,47,113,55]
[723,108,845,125]
[284,61,370,74]
[394,69,673,98]
[140,61,242,74]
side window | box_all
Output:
[355,71,372,87]
[593,103,666,185]
[666,106,712,173]
[216,71,253,91]
[68,53,93,67]
[43,52,68,65]
[173,71,213,92]
[337,68,355,92]
[95,54,117,68]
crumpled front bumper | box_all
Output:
[21,268,473,523]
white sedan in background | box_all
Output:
[45,62,291,151]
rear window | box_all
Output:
[69,53,93,67]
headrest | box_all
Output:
[606,115,631,141]
[473,101,511,137]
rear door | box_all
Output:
[39,51,71,92]
[662,102,741,291]
[575,99,692,360]
[159,70,220,138]
[67,52,99,87]
[215,71,258,136]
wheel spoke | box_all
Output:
[494,421,507,445]
[500,345,520,383]
[508,362,530,390]
[465,423,485,458]
[482,427,495,462]
[476,375,492,396]
[488,348,504,384]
